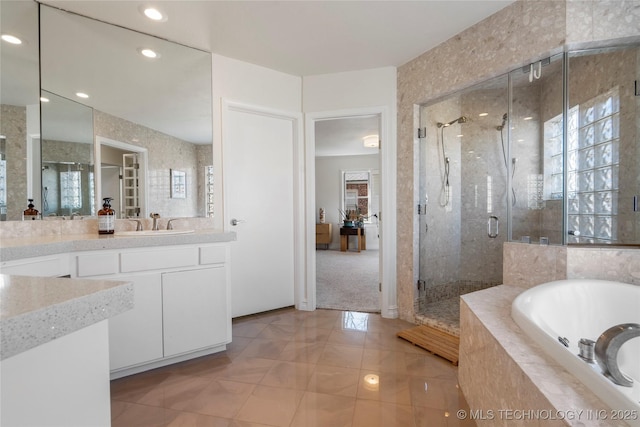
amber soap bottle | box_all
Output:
[22,199,40,220]
[98,197,115,234]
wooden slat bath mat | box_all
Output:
[397,325,460,365]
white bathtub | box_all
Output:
[512,279,640,425]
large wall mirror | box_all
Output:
[0,1,40,221]
[0,2,213,221]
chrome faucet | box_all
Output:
[150,213,161,231]
[166,219,177,230]
[128,218,143,231]
[594,323,640,387]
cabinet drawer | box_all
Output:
[121,247,198,273]
[76,253,119,277]
[199,246,227,265]
[1,254,69,277]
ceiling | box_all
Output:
[315,116,380,157]
[3,1,515,153]
[44,0,513,77]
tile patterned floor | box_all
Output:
[111,308,477,427]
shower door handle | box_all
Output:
[487,216,499,238]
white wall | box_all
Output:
[211,54,302,229]
[316,154,380,250]
[303,67,396,112]
[304,66,398,317]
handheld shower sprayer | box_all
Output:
[496,113,508,131]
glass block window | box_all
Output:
[205,165,214,218]
[60,170,82,209]
[527,174,545,209]
[89,171,95,214]
[545,88,619,242]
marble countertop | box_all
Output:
[0,274,134,360]
[0,229,236,262]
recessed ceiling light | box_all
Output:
[524,116,533,121]
[1,34,22,45]
[139,48,159,58]
[40,97,50,103]
[142,7,166,21]
[76,92,89,99]
[478,112,489,117]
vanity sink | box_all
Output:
[116,230,195,237]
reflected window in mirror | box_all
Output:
[205,165,214,218]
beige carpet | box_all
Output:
[316,249,380,312]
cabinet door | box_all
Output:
[108,273,163,370]
[162,267,228,358]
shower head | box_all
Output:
[437,116,468,128]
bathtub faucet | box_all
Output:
[594,323,640,387]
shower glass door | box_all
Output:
[509,53,565,245]
[417,74,508,319]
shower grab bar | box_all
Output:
[487,216,499,238]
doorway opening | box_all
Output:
[95,136,147,219]
[314,115,381,313]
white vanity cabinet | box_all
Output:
[162,267,227,357]
[73,242,231,378]
[0,253,70,277]
[107,273,164,370]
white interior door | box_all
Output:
[224,105,297,318]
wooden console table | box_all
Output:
[340,227,366,252]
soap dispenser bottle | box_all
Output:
[98,197,115,234]
[22,199,40,220]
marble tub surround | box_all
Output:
[503,242,640,288]
[0,227,235,262]
[0,216,216,240]
[459,285,623,427]
[0,274,133,360]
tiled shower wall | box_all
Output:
[397,0,640,322]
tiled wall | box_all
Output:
[94,110,203,218]
[0,216,216,239]
[397,0,640,322]
[503,241,640,288]
[1,105,28,221]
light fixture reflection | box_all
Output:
[143,7,164,21]
[40,97,50,103]
[478,112,488,117]
[363,134,379,148]
[1,34,22,45]
[523,116,533,121]
[76,92,89,99]
[363,374,379,391]
[140,48,158,58]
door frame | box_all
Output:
[221,100,306,311]
[94,136,148,218]
[305,106,397,318]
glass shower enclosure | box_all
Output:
[415,43,639,327]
